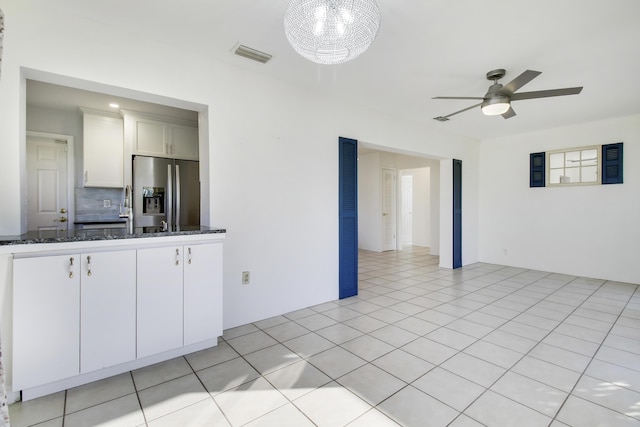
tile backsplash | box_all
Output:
[75,187,124,222]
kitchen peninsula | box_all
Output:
[0,226,225,401]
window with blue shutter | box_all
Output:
[530,152,545,187]
[602,142,623,184]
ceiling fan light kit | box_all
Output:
[481,96,510,116]
[433,68,583,121]
[284,0,381,65]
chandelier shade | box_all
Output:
[284,0,381,65]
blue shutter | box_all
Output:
[453,159,462,269]
[339,137,358,299]
[602,143,623,184]
[530,152,545,187]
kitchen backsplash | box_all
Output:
[75,187,124,222]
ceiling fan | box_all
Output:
[433,69,583,121]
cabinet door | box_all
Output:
[137,246,184,358]
[80,250,136,373]
[83,113,124,187]
[170,124,199,160]
[13,254,80,390]
[135,119,168,156]
[184,243,223,346]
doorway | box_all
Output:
[357,148,439,255]
[26,132,75,232]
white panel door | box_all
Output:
[26,136,69,232]
[13,254,80,390]
[382,168,397,251]
[81,250,137,373]
[400,174,413,247]
[137,246,184,358]
[184,243,223,346]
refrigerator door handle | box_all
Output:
[167,163,173,229]
[175,164,181,226]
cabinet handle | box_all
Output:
[175,248,180,266]
[87,255,92,276]
[188,247,192,264]
[69,257,74,278]
[85,170,88,183]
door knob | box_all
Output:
[59,217,67,222]
[60,208,67,214]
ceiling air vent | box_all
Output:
[233,44,272,64]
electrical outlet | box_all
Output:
[103,200,111,208]
[242,271,250,285]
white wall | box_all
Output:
[402,167,430,247]
[0,0,480,353]
[479,114,640,284]
[357,152,382,252]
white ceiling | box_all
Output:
[26,0,640,141]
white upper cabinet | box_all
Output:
[126,111,198,160]
[135,118,168,156]
[170,124,199,160]
[82,109,124,188]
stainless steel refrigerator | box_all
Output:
[133,155,200,229]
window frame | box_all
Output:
[546,145,602,187]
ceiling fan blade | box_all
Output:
[510,87,583,100]
[502,106,516,119]
[433,102,482,121]
[433,96,484,100]
[501,70,542,94]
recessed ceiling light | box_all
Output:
[109,103,120,109]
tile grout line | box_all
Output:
[391,271,614,425]
[130,370,148,427]
[548,280,640,426]
[182,353,236,427]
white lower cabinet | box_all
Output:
[80,250,137,373]
[12,240,223,394]
[136,246,185,358]
[184,243,223,345]
[137,242,223,357]
[13,254,81,391]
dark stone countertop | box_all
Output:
[0,225,226,246]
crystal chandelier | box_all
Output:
[284,0,381,65]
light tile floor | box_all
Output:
[9,246,640,426]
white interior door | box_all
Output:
[27,136,69,232]
[400,174,413,248]
[382,168,396,251]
